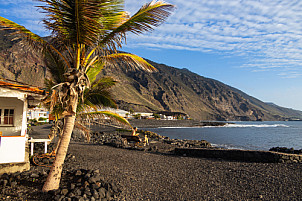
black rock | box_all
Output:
[2,179,8,187]
[61,188,69,196]
[10,181,17,187]
[74,170,82,176]
[69,183,76,190]
[106,191,112,200]
[92,189,99,198]
[84,189,91,196]
[30,173,40,178]
[90,183,99,190]
[74,188,82,196]
[48,189,61,196]
[111,184,119,193]
[67,192,75,197]
[98,187,107,198]
[88,177,97,184]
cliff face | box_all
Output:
[0,32,301,120]
[101,61,293,121]
[0,31,46,87]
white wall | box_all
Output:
[0,97,24,136]
[28,109,49,122]
[0,136,26,163]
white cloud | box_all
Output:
[0,1,48,35]
[0,0,34,5]
[1,0,302,78]
[124,0,302,77]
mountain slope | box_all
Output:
[0,32,301,120]
[100,60,302,120]
[0,31,46,86]
[229,86,302,119]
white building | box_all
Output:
[100,108,130,118]
[0,79,45,174]
[100,108,154,119]
[27,108,49,122]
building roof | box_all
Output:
[0,78,45,95]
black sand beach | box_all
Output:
[67,142,302,201]
[1,124,301,200]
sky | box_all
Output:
[1,0,302,110]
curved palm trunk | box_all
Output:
[42,113,76,192]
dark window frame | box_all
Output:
[0,108,15,126]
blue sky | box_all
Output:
[1,0,302,110]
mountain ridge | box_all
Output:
[100,59,302,120]
[0,33,301,121]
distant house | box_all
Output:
[99,108,130,118]
[0,79,45,174]
[27,107,49,122]
[155,111,189,120]
[133,112,153,119]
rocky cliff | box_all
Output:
[100,61,302,121]
[0,32,301,121]
[0,31,46,87]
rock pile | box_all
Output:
[269,147,302,155]
[161,138,211,148]
[30,143,75,166]
[0,167,119,200]
[71,129,212,152]
[72,130,124,148]
[0,167,52,200]
[50,169,120,201]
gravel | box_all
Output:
[1,142,301,200]
[67,143,302,201]
[1,124,301,200]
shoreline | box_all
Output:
[129,119,228,128]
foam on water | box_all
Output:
[211,143,244,150]
[158,126,201,129]
[223,123,289,128]
[158,124,289,129]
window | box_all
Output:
[0,109,14,126]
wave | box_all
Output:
[211,143,245,150]
[157,124,289,129]
[157,126,200,129]
[223,124,289,128]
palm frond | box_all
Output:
[86,93,117,109]
[98,1,175,50]
[92,76,117,89]
[0,16,71,69]
[102,53,157,72]
[0,16,46,49]
[44,49,68,84]
[86,62,105,83]
[77,97,97,113]
[38,0,124,47]
[78,111,132,128]
[74,121,90,142]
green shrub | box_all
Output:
[38,117,47,121]
[153,113,160,119]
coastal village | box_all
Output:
[0,0,301,200]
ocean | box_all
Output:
[144,121,302,151]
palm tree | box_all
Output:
[45,74,129,152]
[0,0,174,191]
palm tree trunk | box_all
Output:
[42,113,76,192]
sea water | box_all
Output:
[145,121,302,151]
